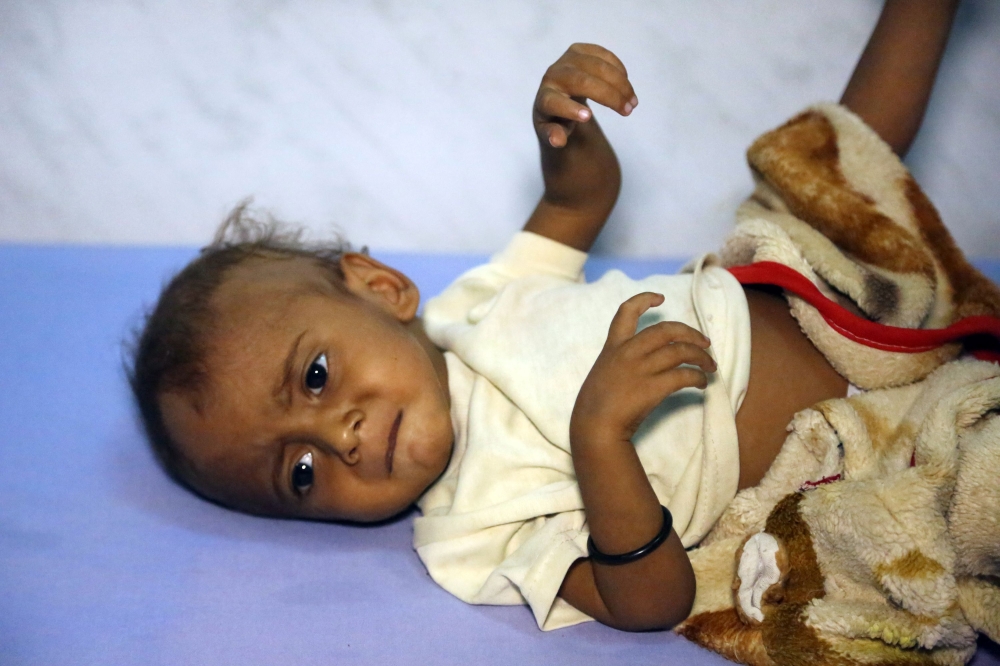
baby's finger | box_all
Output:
[565,43,630,85]
[631,320,711,354]
[545,64,634,115]
[539,122,571,148]
[535,86,592,124]
[655,366,711,394]
[606,292,665,346]
[569,53,636,111]
[562,44,637,110]
[645,342,717,375]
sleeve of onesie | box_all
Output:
[422,231,588,344]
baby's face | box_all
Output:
[159,253,453,522]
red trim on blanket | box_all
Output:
[799,449,917,493]
[798,452,916,492]
[800,474,842,491]
[728,262,1000,362]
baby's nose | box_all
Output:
[332,408,363,464]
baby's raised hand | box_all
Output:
[571,293,716,446]
[534,43,638,149]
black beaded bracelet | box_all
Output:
[587,505,673,566]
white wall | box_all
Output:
[1,0,998,257]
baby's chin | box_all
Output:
[353,452,451,524]
[400,409,454,477]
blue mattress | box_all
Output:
[1,245,998,666]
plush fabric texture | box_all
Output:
[678,105,1000,666]
[717,104,1000,389]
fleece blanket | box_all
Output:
[677,104,1000,666]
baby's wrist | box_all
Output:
[569,413,633,452]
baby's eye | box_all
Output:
[291,451,314,495]
[305,353,328,395]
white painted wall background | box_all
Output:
[1,1,998,257]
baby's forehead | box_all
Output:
[215,255,339,312]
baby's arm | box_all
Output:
[840,0,960,157]
[560,294,715,631]
[522,44,637,252]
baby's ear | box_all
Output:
[339,253,420,322]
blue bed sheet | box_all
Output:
[1,245,997,666]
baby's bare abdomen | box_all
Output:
[734,286,848,490]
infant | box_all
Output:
[131,0,959,633]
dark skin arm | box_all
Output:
[523,43,635,252]
[564,296,711,630]
[533,1,959,633]
[526,2,961,253]
[523,44,703,631]
[840,0,960,158]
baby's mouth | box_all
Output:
[386,410,402,475]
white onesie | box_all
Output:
[414,232,752,630]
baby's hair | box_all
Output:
[127,200,354,490]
